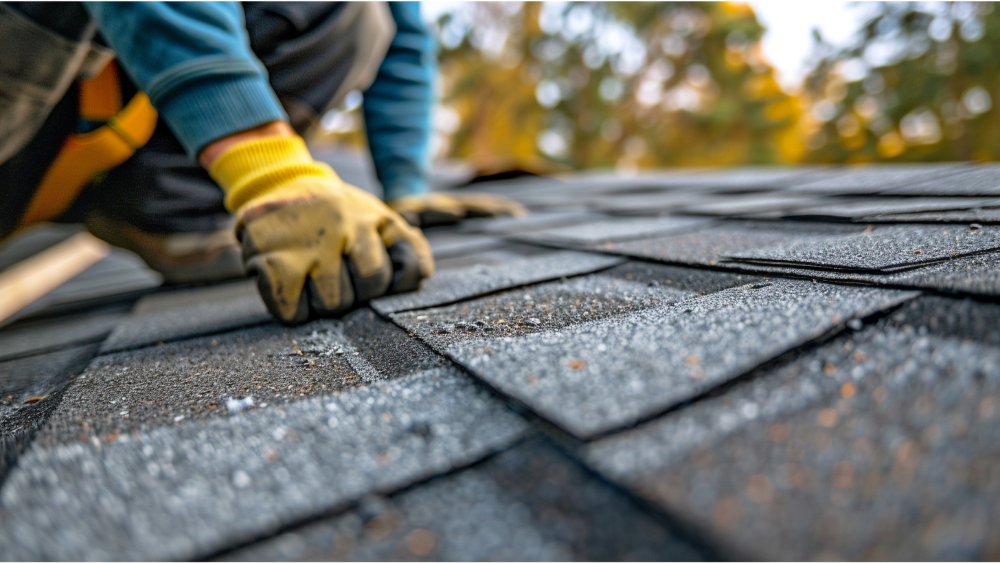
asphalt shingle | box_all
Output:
[588,221,864,267]
[42,309,446,444]
[220,438,707,562]
[100,280,271,353]
[0,366,529,560]
[0,306,126,361]
[726,224,1000,273]
[1,345,98,485]
[580,296,1000,560]
[784,164,967,195]
[510,217,712,245]
[371,249,624,314]
[777,198,1000,221]
[391,262,758,352]
[444,279,917,438]
[880,165,1000,196]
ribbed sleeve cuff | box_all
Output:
[209,135,334,211]
[155,73,289,159]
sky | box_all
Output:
[749,1,874,92]
[421,1,873,93]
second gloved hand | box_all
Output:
[209,135,434,323]
[387,192,527,227]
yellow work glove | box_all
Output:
[209,136,434,324]
[387,192,527,227]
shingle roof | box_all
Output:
[2,163,1000,560]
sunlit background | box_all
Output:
[315,1,1000,175]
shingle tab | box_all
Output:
[100,280,271,353]
[0,367,529,561]
[392,262,758,352]
[677,194,827,217]
[1,345,99,484]
[880,165,1000,196]
[443,280,917,438]
[865,208,1000,223]
[44,311,444,444]
[0,307,125,361]
[726,224,1000,272]
[511,216,712,245]
[704,250,1000,298]
[784,164,967,195]
[779,197,1000,221]
[221,438,706,562]
[0,346,96,415]
[591,221,864,267]
[580,296,1000,560]
[423,229,507,259]
[371,250,624,314]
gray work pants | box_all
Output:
[0,2,394,238]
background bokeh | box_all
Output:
[316,2,1000,174]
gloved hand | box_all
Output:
[387,192,527,227]
[209,135,433,323]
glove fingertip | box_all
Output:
[255,267,311,325]
[308,269,355,317]
[388,241,426,294]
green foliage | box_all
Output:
[433,2,802,171]
[801,2,999,163]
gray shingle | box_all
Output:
[221,438,706,562]
[580,296,1000,560]
[510,217,712,245]
[371,250,624,314]
[0,306,125,361]
[677,194,827,217]
[864,208,1000,223]
[778,197,1000,221]
[100,280,271,353]
[1,345,99,485]
[443,280,917,438]
[0,346,96,416]
[784,164,967,195]
[670,167,837,192]
[592,192,717,215]
[43,310,444,445]
[458,211,603,235]
[423,229,507,259]
[391,262,758,352]
[701,249,1000,298]
[590,221,864,267]
[726,224,1000,272]
[880,165,1000,196]
[0,366,529,561]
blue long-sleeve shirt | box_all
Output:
[363,3,435,201]
[82,1,434,199]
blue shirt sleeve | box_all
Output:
[362,2,436,201]
[83,2,287,158]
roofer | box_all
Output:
[0,2,524,323]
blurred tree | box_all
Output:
[431,2,803,172]
[801,2,998,163]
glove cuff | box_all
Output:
[208,135,338,212]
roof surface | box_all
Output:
[2,163,1000,560]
